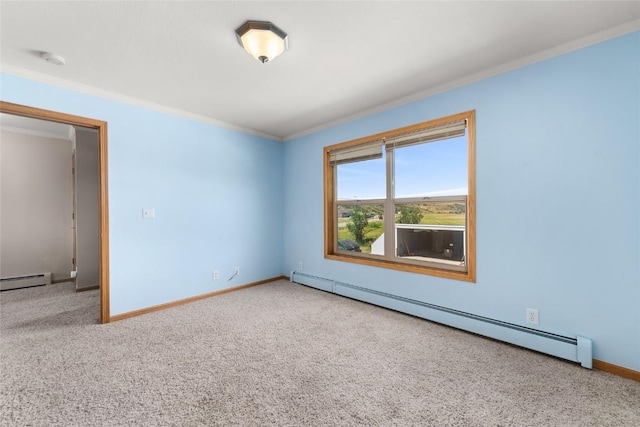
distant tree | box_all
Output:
[347,206,369,245]
[448,203,465,214]
[397,206,423,224]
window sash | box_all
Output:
[330,120,466,164]
[325,110,475,282]
[336,198,386,205]
[336,194,468,266]
[393,198,467,270]
[393,195,467,204]
[334,202,385,257]
[335,139,468,270]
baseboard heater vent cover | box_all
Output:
[1,273,52,291]
[290,271,592,369]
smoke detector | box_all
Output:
[41,52,66,66]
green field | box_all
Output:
[338,203,466,252]
[418,213,465,225]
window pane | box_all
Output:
[395,202,466,266]
[337,204,384,254]
[325,110,475,281]
[394,134,467,198]
[336,151,386,201]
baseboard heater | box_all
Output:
[290,271,592,369]
[1,272,51,291]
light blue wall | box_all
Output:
[283,32,640,371]
[1,73,284,315]
[2,32,638,371]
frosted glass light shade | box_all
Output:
[235,21,288,63]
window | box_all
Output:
[324,111,475,281]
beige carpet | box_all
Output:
[1,280,639,426]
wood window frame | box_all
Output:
[324,110,476,282]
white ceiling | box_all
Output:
[1,1,639,141]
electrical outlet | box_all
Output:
[213,271,219,280]
[526,308,539,325]
[234,266,240,275]
[298,262,303,271]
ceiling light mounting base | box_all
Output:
[235,20,288,64]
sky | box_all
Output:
[337,135,468,200]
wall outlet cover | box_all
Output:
[142,208,155,219]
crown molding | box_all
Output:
[1,19,637,144]
[283,19,640,141]
[0,65,283,142]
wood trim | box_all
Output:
[324,110,475,152]
[109,276,288,322]
[325,253,474,282]
[593,359,640,382]
[98,122,110,323]
[466,110,476,282]
[324,146,335,257]
[0,101,111,323]
[324,110,476,282]
[0,101,105,127]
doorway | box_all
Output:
[0,101,110,323]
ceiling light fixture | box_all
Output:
[41,52,66,66]
[235,21,288,64]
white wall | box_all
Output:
[0,130,73,281]
[74,128,100,289]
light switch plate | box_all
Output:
[142,208,155,219]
